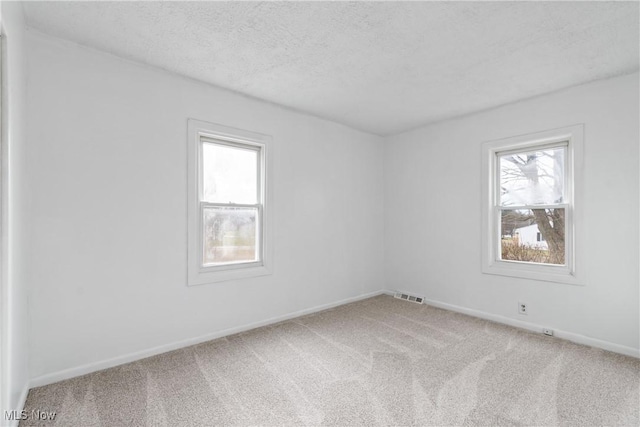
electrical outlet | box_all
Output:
[518,302,527,315]
[543,328,554,336]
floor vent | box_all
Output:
[394,292,424,304]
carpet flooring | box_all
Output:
[20,295,639,426]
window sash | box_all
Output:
[199,203,263,270]
[198,138,264,271]
[495,142,568,208]
[199,137,263,205]
[492,141,571,268]
[481,124,582,285]
[187,119,272,286]
[496,141,568,157]
[496,203,566,210]
[495,204,569,267]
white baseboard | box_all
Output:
[388,290,639,359]
[28,288,639,390]
[29,290,386,389]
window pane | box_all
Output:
[499,146,565,206]
[202,142,258,204]
[203,206,258,266]
[500,208,565,265]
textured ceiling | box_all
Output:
[23,1,640,136]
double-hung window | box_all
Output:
[188,120,271,285]
[482,125,583,284]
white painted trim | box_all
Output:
[187,119,274,286]
[28,288,639,389]
[480,124,585,285]
[0,28,8,426]
[388,290,639,359]
[29,290,386,388]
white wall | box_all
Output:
[1,2,30,423]
[25,32,385,380]
[20,23,640,388]
[385,73,639,353]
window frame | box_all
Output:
[481,124,584,285]
[187,119,272,286]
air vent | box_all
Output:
[394,292,424,304]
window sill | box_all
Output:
[188,264,272,286]
[482,261,582,285]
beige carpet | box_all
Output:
[21,295,640,426]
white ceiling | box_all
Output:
[23,1,639,136]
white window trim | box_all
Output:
[481,124,584,285]
[187,119,273,286]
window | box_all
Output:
[481,125,583,284]
[188,120,272,285]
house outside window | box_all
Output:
[482,125,584,285]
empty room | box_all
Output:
[1,1,639,426]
